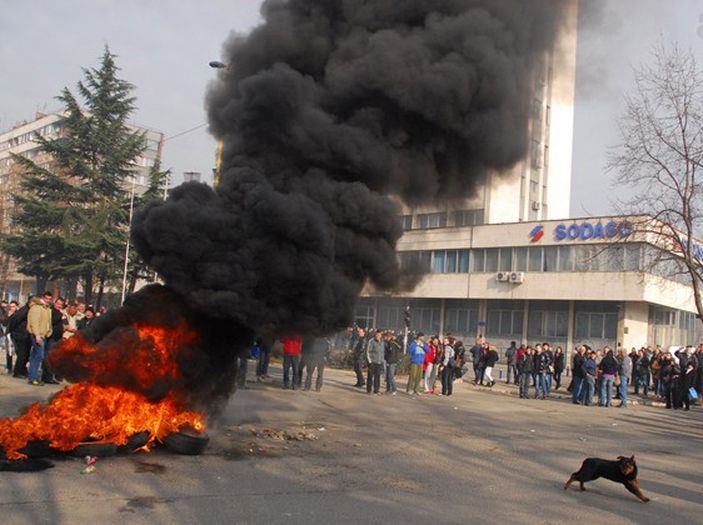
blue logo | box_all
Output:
[554,221,633,242]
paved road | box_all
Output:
[0,366,701,524]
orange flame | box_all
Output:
[0,322,206,460]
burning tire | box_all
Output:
[19,440,52,459]
[118,431,151,453]
[163,428,209,455]
[71,442,118,458]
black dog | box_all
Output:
[564,455,650,502]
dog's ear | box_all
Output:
[631,454,636,462]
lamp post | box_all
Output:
[209,60,230,187]
[120,175,137,305]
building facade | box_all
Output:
[358,216,699,351]
[0,112,164,300]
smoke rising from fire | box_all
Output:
[132,0,572,340]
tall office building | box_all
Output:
[360,2,700,351]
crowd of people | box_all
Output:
[0,294,99,385]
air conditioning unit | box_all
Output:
[496,271,509,282]
[510,271,525,284]
[531,201,541,211]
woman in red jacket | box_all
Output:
[424,336,439,393]
[282,335,302,389]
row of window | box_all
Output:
[399,209,485,231]
[398,243,644,274]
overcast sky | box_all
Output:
[2,0,703,217]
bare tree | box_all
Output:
[609,42,703,321]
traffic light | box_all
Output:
[404,306,411,328]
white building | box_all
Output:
[358,216,699,351]
[0,112,164,300]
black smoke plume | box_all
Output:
[133,0,572,340]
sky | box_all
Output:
[2,0,703,215]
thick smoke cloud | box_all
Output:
[132,0,570,337]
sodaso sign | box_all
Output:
[554,220,633,242]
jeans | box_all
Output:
[634,370,649,395]
[581,375,595,405]
[473,363,484,384]
[506,364,518,384]
[619,376,629,407]
[283,354,300,388]
[572,376,584,403]
[536,372,548,398]
[385,362,397,393]
[304,355,325,391]
[256,349,270,377]
[554,371,563,390]
[424,363,436,392]
[545,372,553,394]
[599,376,615,406]
[28,337,45,382]
[367,362,383,393]
[407,363,423,394]
[519,371,531,398]
[441,366,454,395]
[353,355,365,386]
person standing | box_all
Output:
[469,339,483,385]
[8,300,30,378]
[534,346,548,399]
[598,348,618,407]
[256,335,273,381]
[352,327,367,388]
[580,350,597,406]
[282,335,302,390]
[571,346,586,404]
[384,332,402,395]
[634,348,650,397]
[366,330,385,395]
[505,341,517,385]
[42,296,65,384]
[552,346,564,390]
[515,344,526,385]
[424,336,438,394]
[406,333,427,395]
[26,292,53,386]
[304,337,330,392]
[617,348,632,408]
[543,343,555,394]
[440,337,455,396]
[681,361,697,411]
[484,345,499,387]
[518,347,534,399]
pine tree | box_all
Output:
[2,46,146,304]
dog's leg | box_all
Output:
[579,481,585,491]
[624,480,650,503]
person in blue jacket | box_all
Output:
[406,333,427,395]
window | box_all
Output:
[531,139,543,169]
[528,310,568,338]
[432,251,445,274]
[485,249,499,272]
[528,247,542,272]
[445,302,479,336]
[558,246,574,271]
[624,244,641,271]
[543,246,557,272]
[399,215,413,231]
[514,247,528,271]
[472,249,485,272]
[417,212,447,229]
[453,209,485,227]
[574,312,618,339]
[458,250,470,273]
[446,250,457,273]
[499,248,513,271]
[487,301,524,336]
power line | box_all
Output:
[163,122,208,142]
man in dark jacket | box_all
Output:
[42,296,65,384]
[352,328,366,388]
[304,337,330,392]
[384,332,402,394]
[505,341,517,385]
[518,347,534,399]
[8,301,31,378]
[484,345,499,387]
[256,335,274,381]
[580,351,597,406]
[366,330,385,394]
[571,346,586,404]
[469,339,484,385]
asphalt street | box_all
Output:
[0,366,701,525]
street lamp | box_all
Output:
[209,60,231,186]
